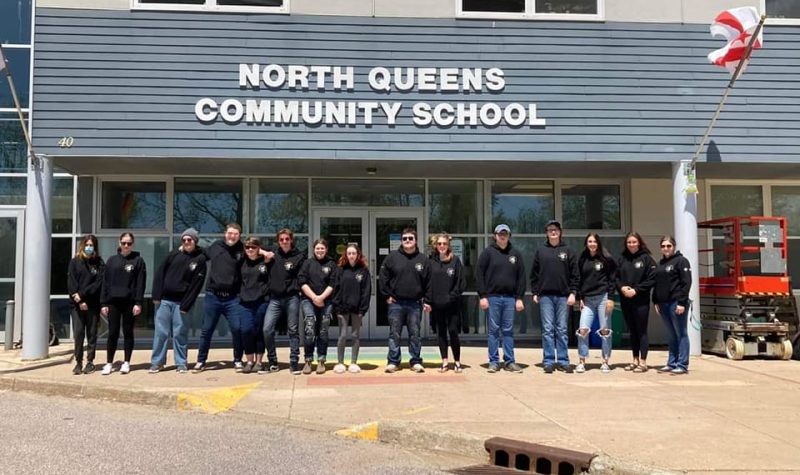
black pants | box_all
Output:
[106,298,135,363]
[432,302,461,361]
[621,296,650,360]
[72,305,99,363]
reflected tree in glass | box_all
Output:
[174,179,242,233]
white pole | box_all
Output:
[673,160,702,356]
[21,154,53,360]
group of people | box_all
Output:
[67,220,692,377]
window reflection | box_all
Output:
[491,181,554,234]
[0,48,30,108]
[0,112,28,172]
[561,184,620,230]
[252,178,308,234]
[0,0,32,44]
[53,178,74,234]
[174,178,242,233]
[429,180,483,234]
[102,181,166,229]
[313,179,423,207]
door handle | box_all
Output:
[371,258,376,296]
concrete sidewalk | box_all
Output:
[2,345,800,474]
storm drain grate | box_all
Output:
[457,437,595,474]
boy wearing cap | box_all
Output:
[531,220,580,373]
[149,228,208,373]
[476,224,526,373]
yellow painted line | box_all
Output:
[401,405,434,416]
[177,382,261,414]
[335,421,379,441]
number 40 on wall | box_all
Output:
[57,136,74,148]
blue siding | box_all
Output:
[32,8,800,162]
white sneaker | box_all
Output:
[334,363,347,374]
[234,361,244,373]
[348,363,361,373]
[575,363,586,374]
[385,364,398,373]
[600,363,611,373]
[120,362,131,374]
[412,363,425,373]
[101,363,113,375]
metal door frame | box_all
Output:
[0,207,25,344]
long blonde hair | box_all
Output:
[432,232,454,263]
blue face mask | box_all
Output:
[84,246,94,255]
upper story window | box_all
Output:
[133,0,288,14]
[458,0,602,20]
[0,0,32,45]
[765,0,800,23]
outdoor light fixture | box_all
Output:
[366,167,377,175]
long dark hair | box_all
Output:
[622,232,651,255]
[76,234,100,260]
[337,243,367,268]
[579,233,612,267]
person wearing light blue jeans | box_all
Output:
[486,295,517,368]
[151,300,190,370]
[577,294,612,371]
[575,233,617,373]
[538,295,571,369]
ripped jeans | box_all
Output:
[301,299,331,362]
[576,293,612,360]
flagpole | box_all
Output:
[0,44,35,160]
[689,14,766,167]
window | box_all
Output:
[252,178,308,234]
[52,178,74,234]
[458,0,602,19]
[0,176,25,205]
[133,0,288,13]
[0,0,32,44]
[561,184,620,230]
[174,178,243,233]
[491,180,554,234]
[429,180,483,234]
[772,186,800,289]
[765,0,800,20]
[101,181,167,230]
[312,179,424,208]
[710,185,764,221]
[0,112,28,172]
[0,47,30,109]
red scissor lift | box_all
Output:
[699,216,799,360]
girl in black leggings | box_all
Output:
[617,232,655,373]
[100,232,146,375]
[429,232,466,373]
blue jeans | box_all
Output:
[387,300,422,366]
[539,294,570,366]
[150,300,189,367]
[197,293,243,364]
[301,299,332,362]
[239,300,267,356]
[658,301,690,371]
[577,293,612,360]
[264,295,300,364]
[486,295,516,365]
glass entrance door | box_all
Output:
[312,208,424,340]
[0,209,24,345]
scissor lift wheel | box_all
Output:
[781,339,793,360]
[726,337,745,360]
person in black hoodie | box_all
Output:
[263,228,306,375]
[653,235,692,375]
[476,224,526,374]
[429,232,466,373]
[67,234,105,375]
[149,228,207,373]
[332,243,371,374]
[194,223,245,373]
[617,232,656,373]
[298,239,338,375]
[575,233,616,374]
[379,228,431,374]
[238,236,270,374]
[531,220,580,374]
[100,232,146,375]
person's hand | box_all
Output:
[79,302,88,311]
[262,250,274,261]
[605,299,615,315]
[579,299,585,310]
[71,293,81,303]
[313,296,324,308]
[133,305,142,316]
[100,306,109,317]
[479,298,489,310]
[423,303,432,313]
[515,299,524,312]
[676,305,685,315]
[386,296,396,305]
[532,295,539,304]
[567,294,576,306]
[181,310,188,315]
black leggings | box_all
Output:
[72,306,99,363]
[106,299,135,363]
[621,296,650,360]
[432,302,461,361]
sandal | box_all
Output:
[454,362,463,373]
[632,365,648,373]
[438,363,449,373]
[624,363,637,371]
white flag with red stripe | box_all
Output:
[707,7,763,73]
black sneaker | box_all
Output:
[543,365,555,374]
[290,362,301,375]
[82,362,95,374]
[72,362,82,375]
[557,364,573,374]
[268,362,279,373]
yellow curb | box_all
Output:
[335,421,379,441]
[177,382,260,414]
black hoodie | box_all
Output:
[299,255,339,300]
[101,250,146,305]
[530,240,580,297]
[652,251,692,307]
[239,257,270,304]
[205,239,244,294]
[429,254,466,308]
[578,252,617,299]
[266,246,306,298]
[333,263,371,315]
[475,242,526,299]
[67,255,105,308]
[152,248,208,313]
[379,247,431,301]
[616,249,656,301]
